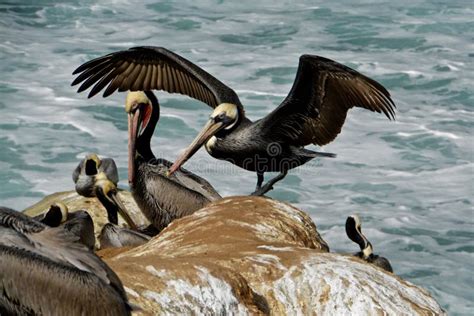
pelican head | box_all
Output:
[168,103,239,175]
[95,178,137,230]
[40,202,69,227]
[84,153,101,176]
[126,91,157,185]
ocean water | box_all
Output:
[0,0,472,313]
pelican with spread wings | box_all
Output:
[72,47,395,195]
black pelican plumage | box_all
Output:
[124,91,221,231]
[0,206,133,315]
[345,214,393,273]
[71,46,395,195]
[99,223,151,249]
[72,153,118,197]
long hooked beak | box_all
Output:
[109,191,138,230]
[128,110,140,185]
[168,119,224,175]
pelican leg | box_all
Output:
[255,172,264,191]
[251,170,288,196]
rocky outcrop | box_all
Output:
[24,193,444,314]
[101,197,443,315]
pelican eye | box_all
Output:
[107,187,117,198]
[214,112,227,122]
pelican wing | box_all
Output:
[0,207,124,296]
[259,55,396,146]
[31,227,125,293]
[72,46,241,108]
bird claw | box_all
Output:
[250,184,274,196]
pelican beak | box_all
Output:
[168,119,224,175]
[109,191,138,230]
[128,104,153,184]
[128,110,140,185]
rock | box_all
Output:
[23,190,150,248]
[98,196,444,315]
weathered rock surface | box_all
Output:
[23,193,444,314]
[94,196,444,315]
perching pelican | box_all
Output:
[33,202,69,227]
[99,223,151,249]
[73,154,138,229]
[72,46,395,195]
[345,214,393,273]
[33,202,95,250]
[124,91,221,231]
[72,153,118,197]
[0,207,133,315]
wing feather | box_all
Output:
[72,46,241,108]
[259,55,396,146]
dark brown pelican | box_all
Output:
[73,154,138,229]
[33,202,95,250]
[345,214,393,273]
[94,177,138,230]
[0,206,133,315]
[71,47,395,195]
[73,153,118,197]
[62,209,96,250]
[124,91,221,231]
[33,202,69,226]
[99,223,151,249]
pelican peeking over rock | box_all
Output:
[0,206,133,315]
[345,214,393,273]
[33,202,69,227]
[73,154,138,230]
[72,46,395,196]
[34,202,95,250]
[72,153,118,197]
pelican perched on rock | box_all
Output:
[94,177,138,230]
[0,206,133,315]
[92,176,150,248]
[123,91,221,231]
[99,223,150,249]
[33,202,95,250]
[73,153,118,197]
[73,154,138,229]
[345,214,393,273]
[72,46,395,195]
[33,202,69,226]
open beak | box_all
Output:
[168,119,224,175]
[128,110,140,185]
[110,191,138,230]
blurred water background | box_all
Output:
[0,0,472,313]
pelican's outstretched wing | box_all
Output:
[72,46,241,108]
[258,55,396,146]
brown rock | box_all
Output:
[101,196,444,315]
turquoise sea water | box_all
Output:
[0,0,472,313]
